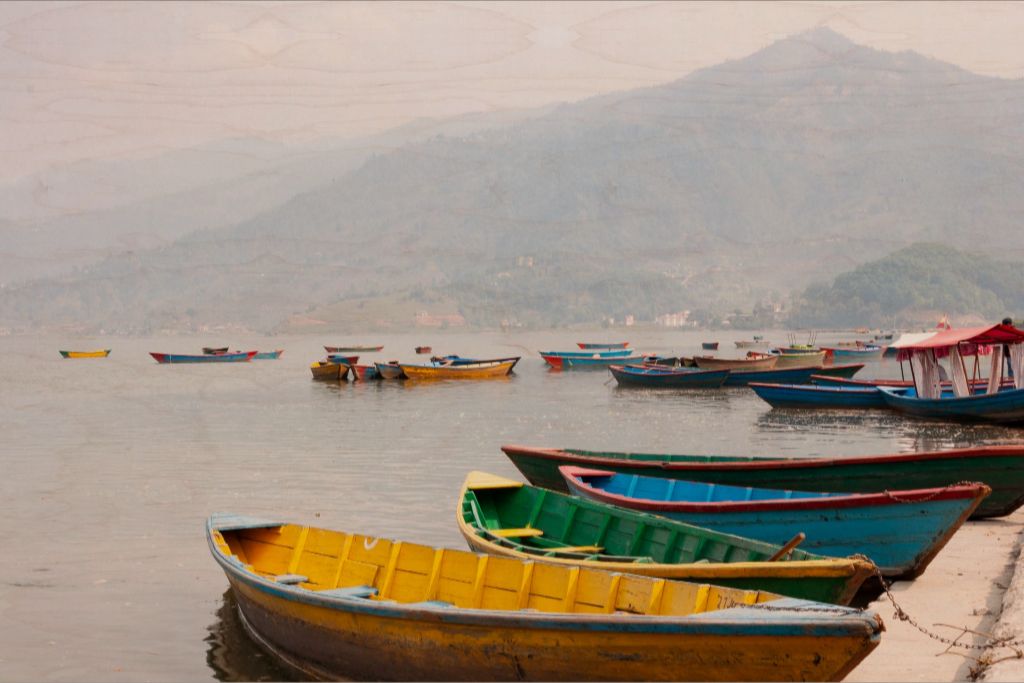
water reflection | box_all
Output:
[206,590,296,682]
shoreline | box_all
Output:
[848,509,1024,682]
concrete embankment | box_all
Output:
[848,508,1024,682]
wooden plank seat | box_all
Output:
[488,527,544,538]
[546,545,604,554]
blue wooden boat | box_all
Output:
[150,351,256,363]
[750,382,887,409]
[879,386,1024,424]
[253,349,283,360]
[882,323,1024,424]
[822,345,884,360]
[560,467,990,579]
[326,354,359,365]
[541,350,647,369]
[374,362,406,379]
[609,364,729,388]
[723,363,864,387]
[577,341,629,349]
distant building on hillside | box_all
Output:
[415,310,466,327]
[656,310,691,328]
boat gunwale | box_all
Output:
[558,466,991,514]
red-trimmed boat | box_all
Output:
[151,351,256,363]
[559,466,989,579]
[501,444,1024,519]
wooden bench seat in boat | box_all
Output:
[488,527,544,538]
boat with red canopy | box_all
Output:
[879,323,1024,424]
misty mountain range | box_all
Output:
[3,27,1023,333]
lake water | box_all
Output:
[3,330,1023,681]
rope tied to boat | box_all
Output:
[880,480,985,504]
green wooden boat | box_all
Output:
[458,472,878,605]
[501,445,1024,519]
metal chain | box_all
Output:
[741,556,1024,653]
[880,480,986,504]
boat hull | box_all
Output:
[253,350,283,360]
[610,365,729,388]
[772,351,826,368]
[502,444,1024,518]
[750,383,887,408]
[577,342,629,349]
[59,349,111,358]
[310,361,349,380]
[210,515,882,682]
[561,469,988,579]
[693,355,777,371]
[374,363,406,379]
[542,353,647,369]
[151,351,255,363]
[723,363,864,387]
[880,386,1024,424]
[401,360,516,379]
[324,345,383,353]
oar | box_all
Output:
[767,532,806,561]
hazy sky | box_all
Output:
[2,1,1023,184]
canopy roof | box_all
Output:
[891,324,1024,359]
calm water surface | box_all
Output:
[2,330,1022,681]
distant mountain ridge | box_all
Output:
[4,28,1024,333]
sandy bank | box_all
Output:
[848,509,1024,682]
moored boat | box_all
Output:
[202,346,230,355]
[458,472,877,605]
[577,341,629,349]
[879,324,1024,424]
[324,345,384,353]
[432,355,522,370]
[59,349,111,359]
[750,382,887,409]
[735,336,770,349]
[253,349,284,360]
[702,342,719,350]
[374,361,406,379]
[692,354,778,371]
[325,354,359,365]
[350,364,381,381]
[151,351,256,363]
[501,443,1024,518]
[400,359,516,379]
[310,360,350,381]
[541,349,646,370]
[414,346,432,354]
[609,364,729,389]
[821,345,884,360]
[209,513,883,682]
[560,467,989,579]
[770,350,827,368]
[724,363,863,387]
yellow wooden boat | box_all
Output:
[458,472,877,606]
[400,359,516,380]
[208,513,882,681]
[309,360,349,381]
[773,350,827,368]
[59,349,111,358]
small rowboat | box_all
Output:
[59,349,111,359]
[253,350,283,360]
[577,341,630,349]
[701,342,719,350]
[770,350,826,368]
[541,349,646,370]
[879,385,1024,425]
[560,467,989,579]
[750,382,887,409]
[209,513,882,682]
[821,345,884,360]
[693,354,778,371]
[723,363,863,387]
[202,346,230,355]
[350,364,381,381]
[400,359,516,380]
[811,375,1015,390]
[458,472,877,605]
[374,362,406,379]
[609,364,729,389]
[310,361,349,381]
[324,345,384,353]
[432,355,522,370]
[414,346,432,354]
[735,337,770,349]
[325,354,359,365]
[151,351,256,363]
[501,444,1024,519]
